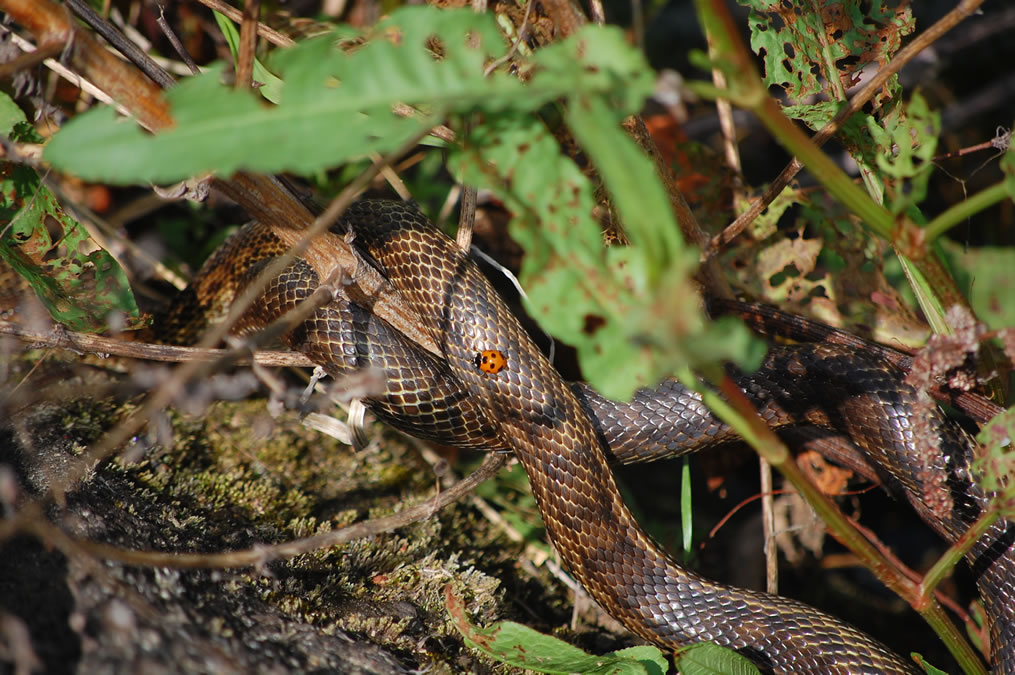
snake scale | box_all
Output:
[166,199,1014,673]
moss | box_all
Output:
[3,378,609,672]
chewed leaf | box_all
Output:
[867,93,940,215]
[0,163,141,332]
[738,0,913,107]
[453,27,762,400]
[973,405,1015,516]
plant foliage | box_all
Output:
[445,584,669,674]
[0,93,141,332]
[43,6,759,398]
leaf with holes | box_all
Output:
[0,168,142,332]
[1,92,141,332]
[973,405,1015,518]
[867,92,939,216]
[454,27,762,399]
[737,0,913,112]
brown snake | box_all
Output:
[166,199,1014,674]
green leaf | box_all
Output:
[0,91,27,137]
[866,93,939,216]
[912,652,951,675]
[444,585,667,674]
[0,91,43,143]
[737,1,913,107]
[675,642,761,674]
[213,10,284,104]
[973,405,1015,517]
[45,7,515,183]
[0,163,141,332]
[680,456,693,559]
[940,240,1015,330]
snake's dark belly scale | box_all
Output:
[217,200,1015,673]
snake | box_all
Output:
[164,199,1014,674]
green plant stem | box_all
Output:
[691,0,979,332]
[753,97,898,237]
[691,1,897,241]
[675,366,987,675]
[925,181,1011,243]
[919,508,1000,604]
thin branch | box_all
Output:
[64,0,175,88]
[759,457,777,594]
[235,0,260,90]
[193,0,295,48]
[0,40,61,79]
[455,185,477,252]
[155,3,199,75]
[0,320,313,367]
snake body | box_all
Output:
[179,200,1014,673]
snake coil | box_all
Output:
[173,200,1014,674]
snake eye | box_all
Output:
[476,349,508,374]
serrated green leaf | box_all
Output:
[213,10,284,104]
[46,7,512,183]
[0,163,141,332]
[43,55,428,184]
[445,585,667,674]
[867,93,940,216]
[45,11,662,186]
[675,642,761,675]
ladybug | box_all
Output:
[475,349,508,374]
